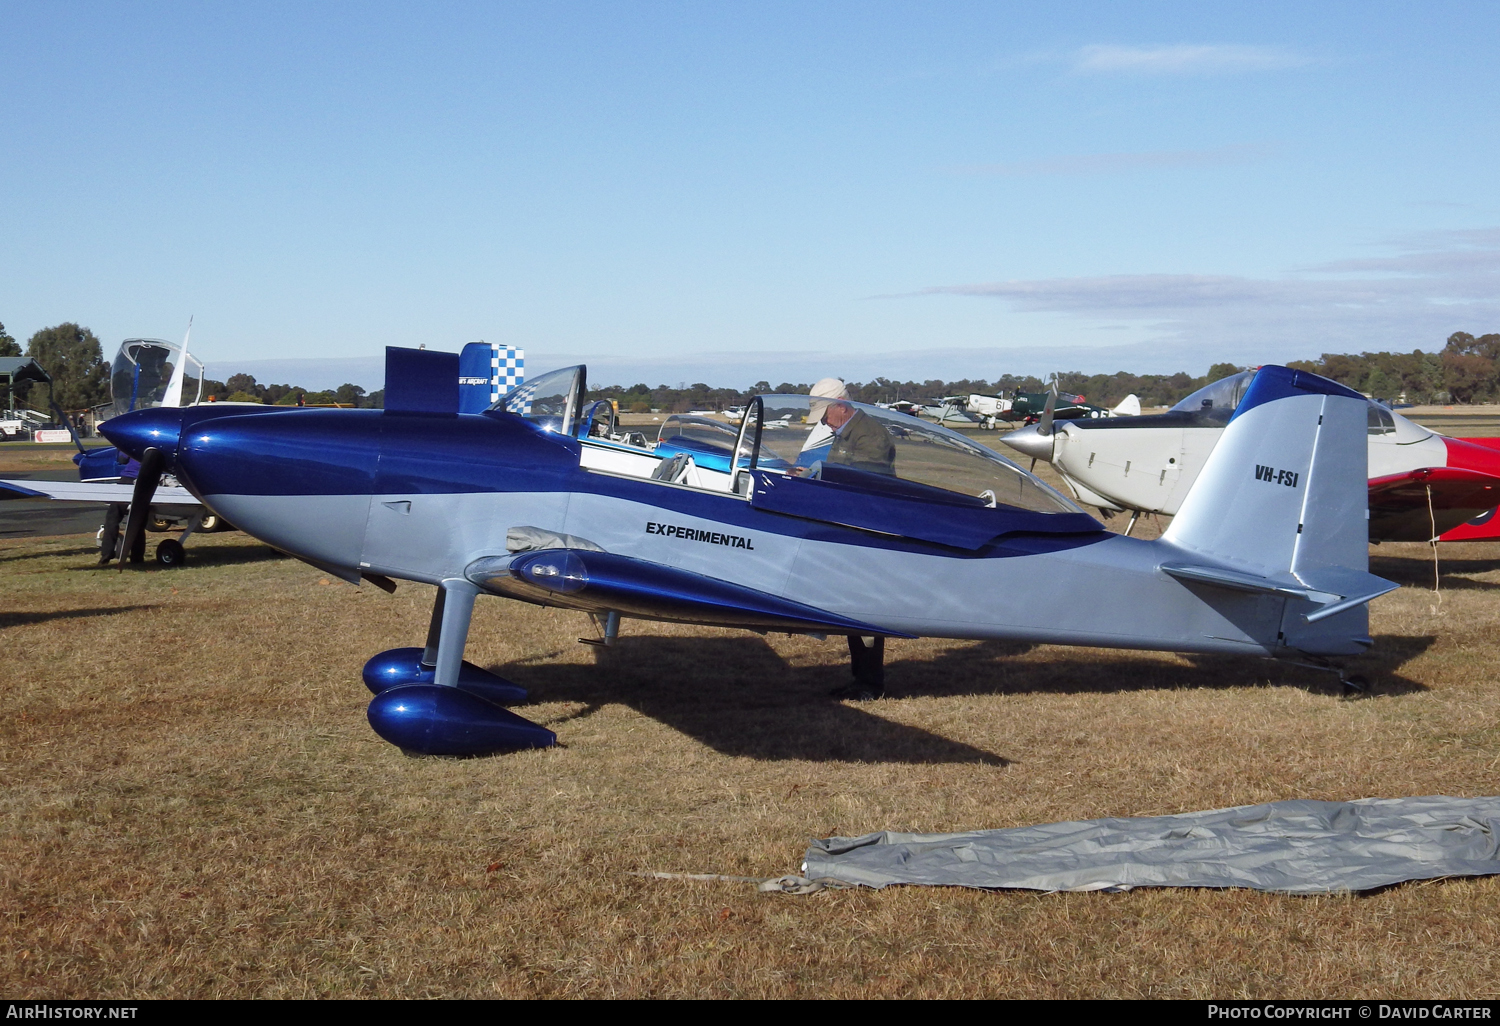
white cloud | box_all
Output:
[1072,44,1308,76]
[959,143,1274,177]
[895,228,1500,365]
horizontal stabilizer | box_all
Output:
[468,548,914,637]
[1161,563,1398,623]
[1160,563,1308,597]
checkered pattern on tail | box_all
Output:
[493,346,524,403]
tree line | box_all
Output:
[586,364,1252,413]
[6,318,1497,421]
[1286,332,1500,405]
[587,332,1498,413]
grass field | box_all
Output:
[3,413,1500,998]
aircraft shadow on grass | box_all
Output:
[59,542,290,573]
[1371,552,1500,592]
[873,635,1431,699]
[485,628,1432,763]
[0,544,98,564]
[493,635,1010,766]
[0,605,157,629]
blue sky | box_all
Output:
[2,1,1497,388]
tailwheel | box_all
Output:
[1340,674,1369,698]
[155,538,186,567]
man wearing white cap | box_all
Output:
[799,377,896,477]
[800,377,850,455]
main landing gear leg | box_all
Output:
[431,579,479,688]
[831,635,885,701]
[363,578,555,755]
[420,587,447,669]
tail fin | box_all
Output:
[1112,394,1141,417]
[1161,366,1395,650]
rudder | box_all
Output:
[1160,366,1395,654]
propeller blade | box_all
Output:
[1036,389,1057,438]
[117,446,165,571]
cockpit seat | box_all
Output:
[651,452,694,484]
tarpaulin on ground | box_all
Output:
[802,796,1500,894]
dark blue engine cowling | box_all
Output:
[362,647,529,706]
[367,685,556,756]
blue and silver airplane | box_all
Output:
[98,348,1396,757]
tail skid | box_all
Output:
[1159,367,1397,653]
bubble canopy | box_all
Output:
[110,338,204,413]
[1169,370,1258,423]
[754,394,1083,515]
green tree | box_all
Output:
[1443,352,1495,403]
[26,323,109,411]
[225,373,262,400]
[0,322,19,357]
[334,383,367,407]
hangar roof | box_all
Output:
[0,358,51,384]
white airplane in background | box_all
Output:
[1003,368,1500,542]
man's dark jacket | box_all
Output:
[828,409,896,476]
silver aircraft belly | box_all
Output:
[213,486,1288,657]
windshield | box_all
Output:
[109,338,203,413]
[495,364,584,434]
[657,414,741,453]
[1170,370,1258,421]
[755,394,1082,514]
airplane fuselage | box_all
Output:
[149,404,1369,658]
[1023,406,1500,541]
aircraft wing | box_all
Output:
[0,478,199,504]
[1367,466,1500,510]
[1367,466,1500,541]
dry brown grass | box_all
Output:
[0,446,96,475]
[4,506,1500,997]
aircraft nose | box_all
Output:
[1001,424,1056,463]
[100,407,185,463]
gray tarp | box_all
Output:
[802,796,1500,894]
